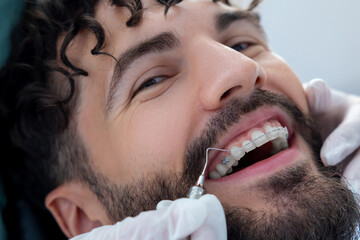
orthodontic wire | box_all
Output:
[195,147,229,188]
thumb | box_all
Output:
[321,120,360,166]
[304,79,332,114]
[157,195,227,240]
[342,148,360,196]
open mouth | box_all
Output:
[208,119,291,179]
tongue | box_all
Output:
[233,142,273,173]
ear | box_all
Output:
[45,182,109,238]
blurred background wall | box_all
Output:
[253,0,360,94]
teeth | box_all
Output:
[284,127,289,138]
[209,123,291,180]
[277,127,286,137]
[251,131,268,147]
[230,146,245,160]
[216,164,228,176]
[242,140,256,152]
[221,156,230,165]
[209,171,221,179]
[270,127,289,153]
[271,135,288,151]
[265,125,278,140]
[231,160,239,167]
[224,156,237,168]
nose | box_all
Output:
[191,40,267,111]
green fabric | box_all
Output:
[0,179,6,240]
[0,0,24,68]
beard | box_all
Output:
[85,89,360,239]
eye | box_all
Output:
[133,75,168,96]
[231,42,253,52]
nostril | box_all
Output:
[220,89,231,99]
[255,76,262,87]
[220,86,242,100]
[255,68,267,87]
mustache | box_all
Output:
[183,88,321,182]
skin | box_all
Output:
[46,0,318,237]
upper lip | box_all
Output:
[205,106,293,177]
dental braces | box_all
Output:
[189,126,289,198]
[221,126,288,166]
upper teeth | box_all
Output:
[209,123,289,180]
[230,146,245,160]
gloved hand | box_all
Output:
[304,79,360,196]
[70,194,227,240]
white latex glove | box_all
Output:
[304,79,360,196]
[70,194,226,240]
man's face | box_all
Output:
[60,0,358,238]
[75,0,310,209]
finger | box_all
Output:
[342,148,360,196]
[116,199,208,239]
[156,200,173,210]
[304,79,332,114]
[191,194,227,240]
[167,199,209,239]
[321,120,360,166]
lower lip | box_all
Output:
[206,134,300,183]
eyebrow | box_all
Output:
[106,31,180,113]
[105,10,262,113]
[216,10,262,32]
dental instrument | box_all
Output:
[188,147,228,199]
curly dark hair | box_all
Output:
[0,0,262,212]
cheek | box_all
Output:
[260,54,309,113]
[117,99,192,180]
